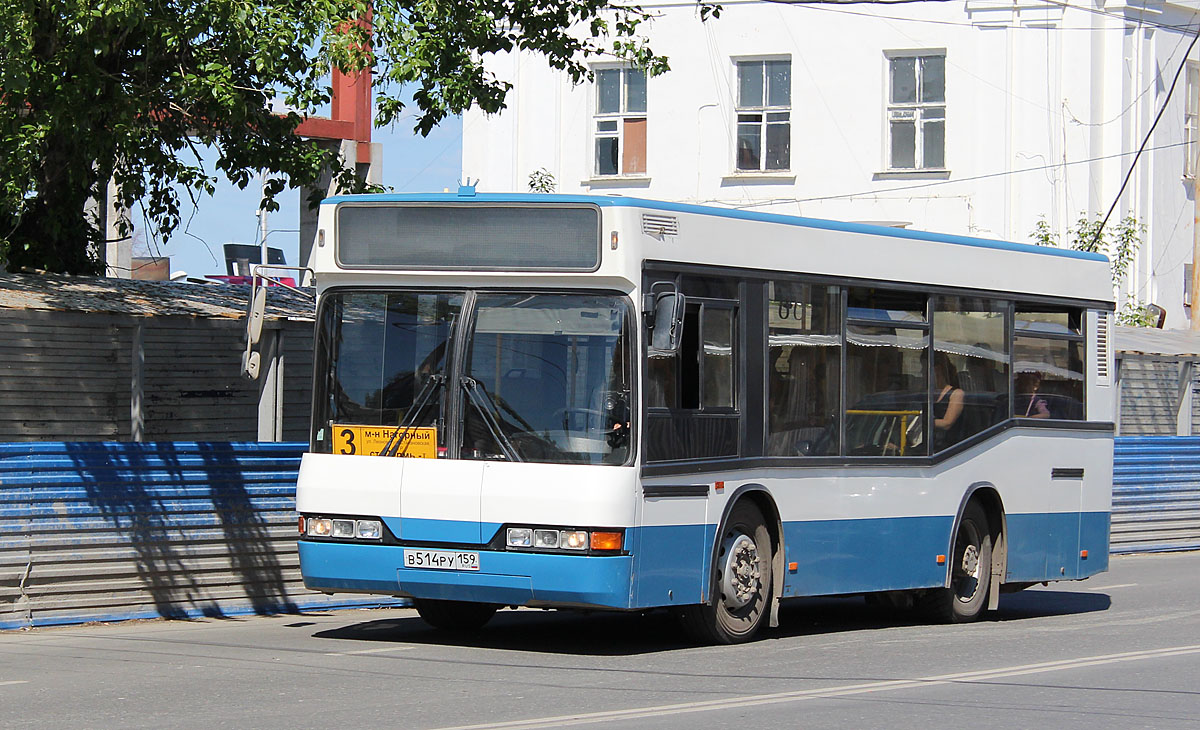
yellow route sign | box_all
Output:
[332,425,437,458]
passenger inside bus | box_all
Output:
[933,352,966,450]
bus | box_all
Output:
[296,192,1113,644]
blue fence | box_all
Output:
[1,438,1196,630]
[0,441,397,630]
[1112,436,1200,554]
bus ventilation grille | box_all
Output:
[642,214,679,239]
[1096,310,1111,386]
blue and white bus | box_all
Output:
[296,192,1113,643]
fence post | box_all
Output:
[257,326,282,441]
[1176,360,1194,437]
[131,322,144,442]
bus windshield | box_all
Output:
[313,289,632,466]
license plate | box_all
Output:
[332,424,437,458]
[403,549,480,571]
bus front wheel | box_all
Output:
[921,501,992,623]
[677,501,773,644]
[413,599,498,631]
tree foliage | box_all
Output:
[1031,213,1150,326]
[1,0,698,273]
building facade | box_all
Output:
[462,0,1200,327]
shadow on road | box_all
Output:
[312,588,1111,656]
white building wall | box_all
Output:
[462,0,1200,328]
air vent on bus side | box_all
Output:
[1095,310,1111,386]
[642,214,679,239]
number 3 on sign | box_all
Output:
[339,428,356,455]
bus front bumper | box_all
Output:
[298,540,634,610]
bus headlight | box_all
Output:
[303,515,384,541]
[560,531,589,550]
[355,520,382,539]
[502,526,624,554]
[533,529,560,548]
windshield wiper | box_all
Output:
[381,373,445,457]
[460,376,522,462]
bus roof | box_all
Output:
[322,192,1110,264]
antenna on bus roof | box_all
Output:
[458,178,479,197]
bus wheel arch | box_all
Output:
[678,486,783,643]
[926,483,1006,621]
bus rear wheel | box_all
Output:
[920,501,992,623]
[413,599,498,631]
[677,501,773,644]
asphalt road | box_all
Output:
[3,551,1199,729]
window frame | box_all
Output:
[733,57,793,173]
[641,262,1106,474]
[592,65,648,177]
[884,49,947,172]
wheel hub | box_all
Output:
[961,544,980,577]
[721,534,760,609]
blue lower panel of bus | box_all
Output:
[780,515,953,597]
[779,511,1110,596]
[300,511,1110,610]
[1005,510,1110,581]
[299,540,634,609]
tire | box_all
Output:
[677,501,773,644]
[920,501,992,623]
[413,599,498,631]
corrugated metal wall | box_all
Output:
[1117,359,1190,436]
[0,441,395,630]
[0,312,134,440]
[1112,436,1200,554]
[0,311,313,443]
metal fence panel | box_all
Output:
[1112,436,1200,554]
[0,441,396,630]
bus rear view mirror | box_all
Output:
[649,292,685,354]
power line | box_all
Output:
[718,140,1192,206]
[1090,25,1200,247]
[758,0,1200,33]
[771,0,1198,32]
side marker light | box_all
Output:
[936,554,946,565]
[1080,550,1089,559]
[787,562,798,572]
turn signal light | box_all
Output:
[590,531,623,551]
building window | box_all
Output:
[594,67,647,176]
[887,52,945,170]
[736,59,791,171]
[1187,62,1198,178]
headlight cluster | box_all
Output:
[505,527,623,553]
[301,516,383,541]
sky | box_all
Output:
[141,113,464,279]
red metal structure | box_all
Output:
[294,66,373,163]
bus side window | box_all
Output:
[1013,304,1085,420]
[645,274,741,461]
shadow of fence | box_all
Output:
[0,441,396,629]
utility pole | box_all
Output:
[1193,62,1200,328]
